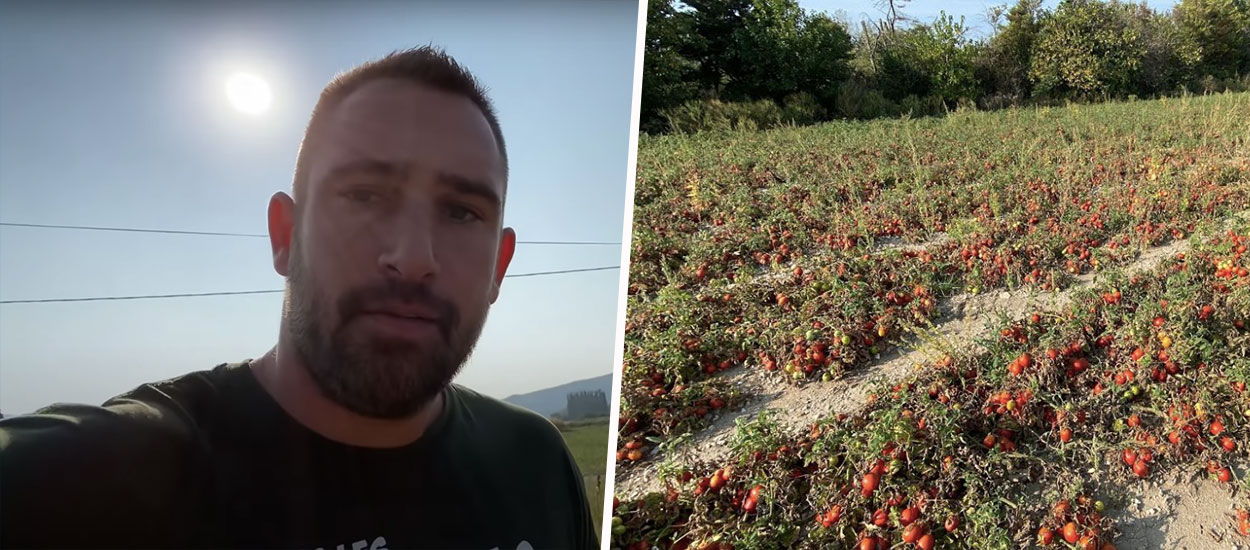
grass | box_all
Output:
[561,418,609,536]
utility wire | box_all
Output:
[0,265,620,304]
[0,222,267,239]
[2,290,284,304]
[0,222,621,246]
[501,265,619,278]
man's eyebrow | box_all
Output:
[436,171,502,208]
[323,159,406,182]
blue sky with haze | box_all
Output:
[0,1,638,415]
[804,0,1177,38]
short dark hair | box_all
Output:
[291,45,507,202]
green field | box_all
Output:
[561,418,609,537]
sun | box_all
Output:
[225,73,272,115]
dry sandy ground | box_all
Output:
[1109,467,1245,550]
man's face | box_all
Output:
[274,78,513,419]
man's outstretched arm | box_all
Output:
[0,399,201,548]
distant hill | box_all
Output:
[503,373,612,418]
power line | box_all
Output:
[0,265,620,304]
[514,240,620,246]
[0,222,621,246]
[0,222,266,238]
[500,265,619,278]
[2,290,283,304]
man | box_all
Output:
[0,46,599,550]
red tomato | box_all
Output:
[1063,522,1081,543]
[1038,526,1055,546]
[862,473,880,498]
[902,522,925,543]
[917,533,935,550]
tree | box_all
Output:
[875,0,912,34]
[977,0,1043,99]
[642,0,1232,132]
[641,0,701,133]
[910,13,980,103]
[796,13,856,108]
[859,13,978,104]
[727,0,808,101]
[730,1,853,105]
[864,28,930,100]
[1175,0,1250,80]
[641,0,853,131]
[1123,2,1201,93]
[1030,0,1145,98]
[683,0,754,97]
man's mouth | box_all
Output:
[355,303,446,340]
[364,303,442,322]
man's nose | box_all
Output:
[378,214,440,283]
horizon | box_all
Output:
[500,371,613,400]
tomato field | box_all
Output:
[612,93,1250,549]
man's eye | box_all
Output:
[345,189,380,203]
[447,204,481,222]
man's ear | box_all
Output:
[268,192,296,277]
[489,227,517,304]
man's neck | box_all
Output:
[249,344,445,449]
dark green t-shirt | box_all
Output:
[0,362,598,550]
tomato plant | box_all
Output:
[613,93,1250,549]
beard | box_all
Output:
[283,240,487,419]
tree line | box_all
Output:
[642,0,1250,133]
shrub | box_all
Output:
[835,79,899,119]
[898,94,948,117]
[1029,0,1145,98]
[658,96,827,134]
[780,92,827,125]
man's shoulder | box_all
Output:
[446,384,569,450]
[443,385,598,549]
[448,384,561,431]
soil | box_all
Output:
[1109,467,1245,550]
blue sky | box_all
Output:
[804,0,1178,38]
[0,1,638,415]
